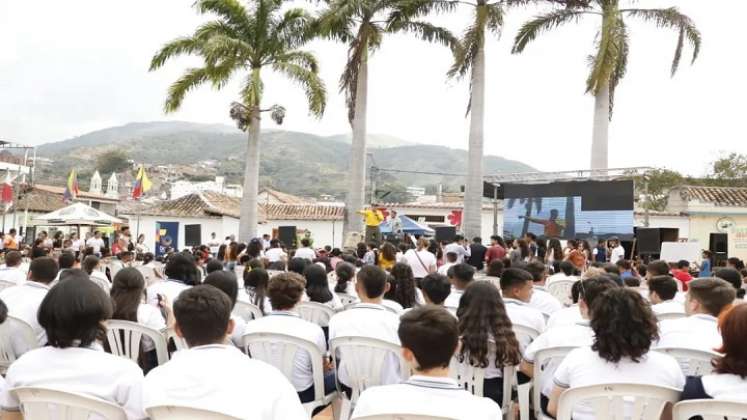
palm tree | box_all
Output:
[512,1,701,170]
[314,0,457,239]
[149,0,326,240]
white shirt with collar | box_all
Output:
[146,279,191,307]
[610,245,625,262]
[0,266,26,285]
[443,287,465,312]
[503,298,546,349]
[546,305,583,329]
[382,299,404,314]
[352,375,501,420]
[242,310,326,392]
[137,304,167,352]
[656,313,722,352]
[0,281,50,348]
[0,344,146,420]
[437,262,455,276]
[294,247,316,261]
[701,374,747,402]
[329,302,401,387]
[265,247,287,263]
[545,273,578,288]
[143,344,306,420]
[403,249,437,278]
[444,243,471,263]
[528,286,562,315]
[651,299,685,316]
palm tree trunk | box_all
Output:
[590,82,610,170]
[238,107,261,241]
[343,48,369,240]
[463,42,486,240]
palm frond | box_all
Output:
[270,51,319,72]
[194,20,240,41]
[608,17,629,118]
[585,10,619,95]
[241,69,264,109]
[272,61,327,118]
[387,0,459,27]
[194,0,252,31]
[164,67,209,113]
[149,37,200,71]
[201,34,253,67]
[485,3,504,35]
[511,9,586,54]
[390,21,459,52]
[273,8,314,48]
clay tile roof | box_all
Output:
[12,187,65,213]
[262,203,344,221]
[259,188,310,204]
[34,184,119,202]
[678,185,747,207]
[137,192,267,221]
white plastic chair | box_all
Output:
[297,301,336,327]
[653,347,719,376]
[0,315,39,374]
[527,346,577,420]
[355,415,457,420]
[0,279,17,292]
[547,280,576,307]
[336,293,358,306]
[232,300,263,322]
[672,399,747,420]
[147,405,241,420]
[165,327,188,352]
[556,383,681,420]
[12,386,127,420]
[105,320,169,366]
[243,331,336,417]
[330,336,409,420]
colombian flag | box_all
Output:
[132,165,152,200]
[63,169,80,202]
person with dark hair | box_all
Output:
[457,282,521,405]
[438,251,458,276]
[648,275,684,316]
[203,270,246,347]
[142,285,305,419]
[352,306,502,419]
[0,250,25,285]
[0,273,145,419]
[244,272,332,403]
[287,257,308,276]
[658,278,736,352]
[444,263,476,311]
[681,304,747,401]
[485,259,504,278]
[205,258,224,274]
[546,260,578,287]
[304,264,342,310]
[727,257,745,271]
[421,273,452,306]
[294,238,316,261]
[499,268,545,347]
[332,262,357,297]
[444,235,471,264]
[485,235,507,265]
[146,252,198,307]
[52,251,77,283]
[696,250,713,277]
[241,267,271,314]
[713,267,746,300]
[3,228,18,250]
[547,288,685,419]
[671,259,694,291]
[385,263,422,309]
[264,239,287,265]
[329,265,401,389]
[524,261,562,315]
[645,259,671,279]
[81,254,111,292]
[403,238,437,280]
[377,242,397,272]
[467,237,487,271]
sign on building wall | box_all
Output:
[734,226,747,249]
[156,221,179,256]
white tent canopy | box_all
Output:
[32,202,123,226]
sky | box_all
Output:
[1,0,744,176]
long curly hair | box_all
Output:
[389,263,418,309]
[457,282,521,368]
[590,288,659,363]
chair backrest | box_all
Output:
[656,312,686,322]
[556,383,682,420]
[147,405,241,420]
[547,280,576,307]
[12,386,127,420]
[336,292,358,306]
[354,415,457,420]
[653,347,719,376]
[297,301,336,327]
[0,316,39,373]
[165,327,188,352]
[136,265,160,287]
[232,301,263,322]
[672,399,747,420]
[531,346,577,420]
[105,320,169,366]
[449,340,515,410]
[330,336,408,404]
[512,323,540,349]
[0,279,17,292]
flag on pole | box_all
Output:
[132,165,152,200]
[63,169,80,202]
[1,172,13,207]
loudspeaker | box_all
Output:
[709,233,728,253]
[635,227,680,255]
[184,224,201,247]
[435,226,456,243]
[278,226,297,249]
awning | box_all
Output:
[32,202,123,226]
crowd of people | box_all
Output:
[0,226,744,419]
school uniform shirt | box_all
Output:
[90,270,111,292]
[242,310,326,392]
[545,273,578,288]
[437,262,455,276]
[86,237,105,255]
[294,247,316,261]
[444,243,471,263]
[351,375,502,420]
[700,374,747,401]
[328,303,401,387]
[0,344,146,420]
[651,299,685,316]
[610,245,625,263]
[0,281,50,349]
[528,286,562,315]
[303,292,344,311]
[546,305,583,329]
[0,266,26,285]
[443,288,465,312]
[553,346,684,420]
[503,298,546,349]
[143,344,306,420]
[229,314,247,348]
[381,299,404,314]
[265,248,287,263]
[656,314,722,352]
[146,279,191,307]
[238,288,273,314]
[404,249,437,279]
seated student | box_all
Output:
[202,271,247,348]
[205,258,224,275]
[682,304,747,402]
[457,281,521,405]
[241,267,272,314]
[548,288,685,420]
[646,259,673,280]
[0,256,58,351]
[481,259,504,288]
[352,306,502,420]
[546,281,583,328]
[82,255,111,292]
[294,238,316,261]
[443,263,476,311]
[331,262,358,298]
[648,275,684,315]
[546,261,577,287]
[420,273,452,306]
[0,272,145,420]
[522,277,619,414]
[438,251,458,275]
[329,265,401,388]
[303,264,343,311]
[499,268,546,346]
[657,278,736,352]
[51,251,77,285]
[0,251,26,285]
[384,263,424,309]
[146,253,199,306]
[672,259,694,291]
[524,261,562,315]
[241,272,332,403]
[142,285,306,419]
[713,267,747,301]
[287,257,309,276]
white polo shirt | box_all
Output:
[546,305,583,329]
[656,314,722,352]
[546,273,578,288]
[651,299,685,316]
[529,286,562,315]
[0,266,26,285]
[0,281,50,347]
[146,279,191,307]
[553,346,684,420]
[701,374,747,402]
[294,247,316,261]
[610,245,625,262]
[242,310,326,392]
[403,249,436,279]
[352,375,501,420]
[444,243,471,263]
[265,248,287,263]
[0,345,145,420]
[382,299,404,314]
[328,303,401,387]
[503,298,546,348]
[438,262,455,276]
[444,288,465,311]
[143,344,306,420]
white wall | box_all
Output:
[259,219,344,248]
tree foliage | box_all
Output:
[96,150,130,174]
[710,153,747,182]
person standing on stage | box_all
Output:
[358,206,384,245]
[390,210,404,241]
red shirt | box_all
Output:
[485,245,506,263]
[672,269,693,291]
